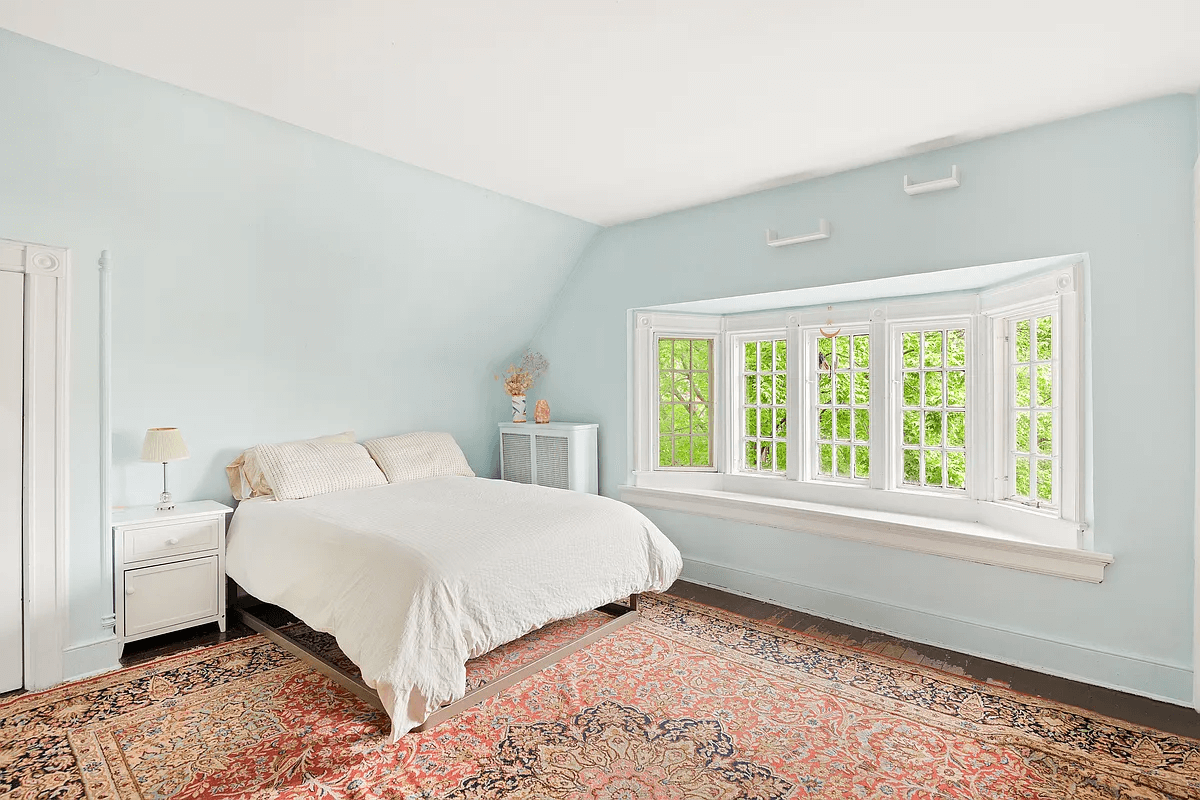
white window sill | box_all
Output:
[619,484,1112,583]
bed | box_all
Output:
[225,473,682,738]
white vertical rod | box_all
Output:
[98,250,114,631]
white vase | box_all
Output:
[511,394,527,423]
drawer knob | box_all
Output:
[125,586,135,595]
[166,537,179,545]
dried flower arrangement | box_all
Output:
[501,350,549,397]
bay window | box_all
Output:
[625,257,1109,582]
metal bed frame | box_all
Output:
[228,579,639,733]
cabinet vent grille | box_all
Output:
[535,436,570,490]
[500,433,532,484]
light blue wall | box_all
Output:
[532,95,1199,703]
[0,30,599,660]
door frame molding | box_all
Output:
[0,238,70,690]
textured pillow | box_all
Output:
[253,440,386,501]
[225,431,356,501]
[364,432,475,483]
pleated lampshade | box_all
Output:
[140,427,190,463]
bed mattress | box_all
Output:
[225,476,682,736]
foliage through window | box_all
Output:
[815,333,869,481]
[742,338,787,473]
[1010,315,1055,505]
[899,327,967,490]
[658,338,713,468]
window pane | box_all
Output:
[745,375,756,404]
[818,409,832,440]
[746,408,758,437]
[693,372,709,403]
[854,446,870,479]
[1015,412,1030,452]
[659,370,672,402]
[818,373,832,404]
[775,409,787,438]
[817,336,832,359]
[903,372,921,406]
[947,328,966,367]
[775,375,787,405]
[776,442,787,472]
[658,340,672,369]
[694,437,710,467]
[924,450,943,486]
[836,445,852,477]
[673,404,689,434]
[694,404,710,434]
[744,341,757,371]
[676,439,692,466]
[854,371,870,405]
[836,409,851,441]
[774,339,787,371]
[759,375,773,405]
[854,409,870,442]
[1015,457,1030,496]
[759,441,773,471]
[759,408,772,437]
[674,339,690,369]
[835,373,850,405]
[692,340,710,370]
[659,436,671,466]
[853,335,870,367]
[1036,458,1053,501]
[903,411,921,446]
[924,411,942,447]
[903,332,920,368]
[745,441,757,470]
[946,411,965,448]
[903,449,921,484]
[1015,367,1030,406]
[947,371,966,407]
[659,404,671,431]
[819,443,832,474]
[924,371,943,406]
[1036,365,1052,407]
[835,335,850,367]
[1035,411,1052,455]
[946,451,966,489]
[923,331,943,368]
[1015,320,1030,362]
[1036,316,1052,361]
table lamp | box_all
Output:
[141,427,189,510]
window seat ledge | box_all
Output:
[619,485,1112,583]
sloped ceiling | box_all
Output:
[2,1,1198,225]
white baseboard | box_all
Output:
[61,636,121,683]
[681,557,1193,707]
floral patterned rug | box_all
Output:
[2,594,1198,799]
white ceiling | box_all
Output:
[3,2,1199,225]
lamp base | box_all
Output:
[156,491,175,512]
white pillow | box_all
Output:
[364,432,475,483]
[225,431,355,501]
[254,439,386,501]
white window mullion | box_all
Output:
[787,315,802,481]
[869,312,887,490]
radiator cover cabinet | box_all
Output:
[498,422,598,494]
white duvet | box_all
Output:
[225,476,682,737]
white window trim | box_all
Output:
[626,260,1107,582]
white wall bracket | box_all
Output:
[904,165,960,195]
[766,219,830,247]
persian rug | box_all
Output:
[3,595,1199,799]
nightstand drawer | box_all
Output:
[122,556,219,637]
[123,518,219,563]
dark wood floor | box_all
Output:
[10,580,1198,740]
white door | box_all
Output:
[0,270,23,691]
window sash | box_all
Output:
[736,335,789,475]
[655,337,716,471]
[1005,308,1060,509]
[807,327,872,484]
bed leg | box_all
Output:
[629,593,639,611]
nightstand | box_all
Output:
[112,500,232,655]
